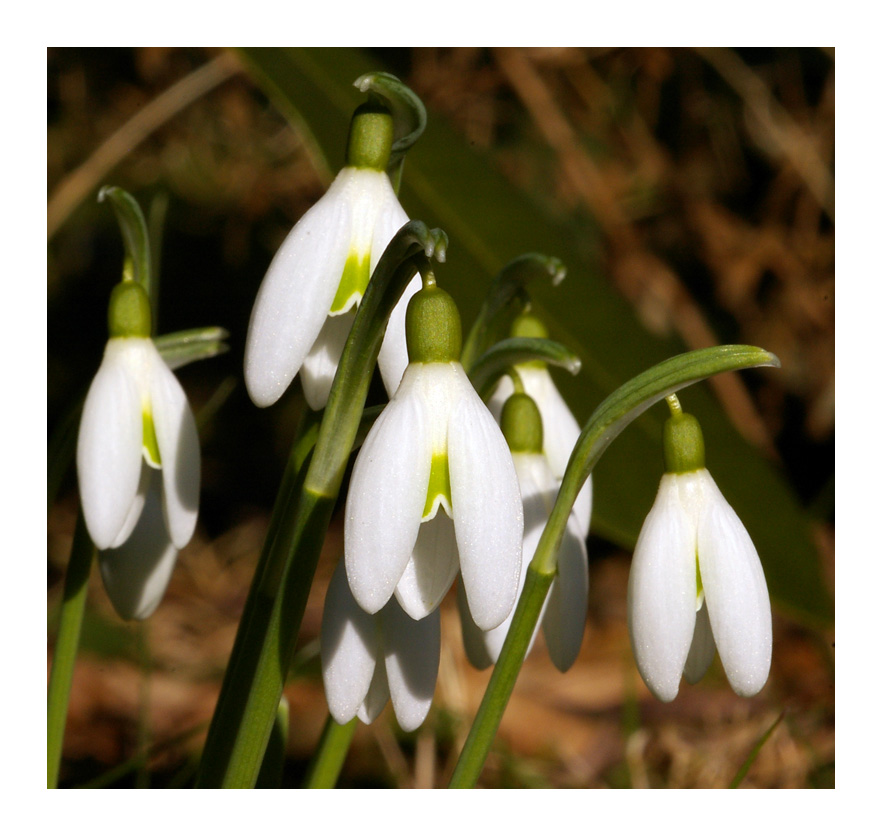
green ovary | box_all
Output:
[422,451,451,519]
[330,251,370,314]
[142,409,162,468]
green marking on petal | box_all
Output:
[142,409,162,468]
[330,251,370,314]
[695,553,705,611]
[422,451,451,520]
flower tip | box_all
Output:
[550,261,567,286]
[565,356,582,376]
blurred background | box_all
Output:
[47,47,834,788]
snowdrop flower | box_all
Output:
[77,280,200,619]
[627,407,772,701]
[488,313,591,537]
[245,103,419,410]
[321,561,440,731]
[345,283,524,631]
[459,392,588,672]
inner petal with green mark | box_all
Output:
[142,409,162,468]
[695,553,705,611]
[422,451,452,520]
[330,251,370,315]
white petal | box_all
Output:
[147,347,200,549]
[98,471,179,620]
[520,366,591,536]
[243,174,353,407]
[108,464,150,549]
[367,177,409,278]
[697,474,772,697]
[378,274,421,398]
[320,562,380,725]
[381,601,440,732]
[345,371,431,613]
[77,341,144,550]
[394,511,459,620]
[518,366,581,482]
[448,372,524,631]
[300,310,355,410]
[456,580,495,670]
[542,513,589,672]
[627,475,698,702]
[357,664,390,726]
[683,599,716,684]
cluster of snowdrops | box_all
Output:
[61,73,776,787]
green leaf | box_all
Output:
[236,47,832,627]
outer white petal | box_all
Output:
[300,310,355,410]
[243,173,353,407]
[697,473,772,697]
[108,464,150,549]
[683,599,716,684]
[378,274,421,398]
[627,475,698,702]
[147,346,200,549]
[394,511,459,620]
[489,370,592,537]
[357,664,390,726]
[542,512,589,672]
[448,370,524,631]
[77,341,144,550]
[98,471,179,620]
[320,562,380,725]
[456,580,495,670]
[345,370,431,613]
[367,176,409,278]
[381,600,440,732]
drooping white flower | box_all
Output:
[321,561,440,732]
[77,334,200,619]
[489,360,591,537]
[345,285,524,632]
[244,105,418,410]
[459,449,588,672]
[627,467,772,701]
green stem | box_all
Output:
[303,716,358,788]
[449,344,779,787]
[195,222,446,788]
[47,512,95,788]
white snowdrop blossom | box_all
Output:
[459,450,588,672]
[490,363,591,537]
[77,336,200,619]
[321,561,440,731]
[244,164,417,410]
[345,360,524,631]
[627,468,772,701]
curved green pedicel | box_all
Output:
[330,252,371,314]
[422,451,451,519]
[142,409,161,468]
